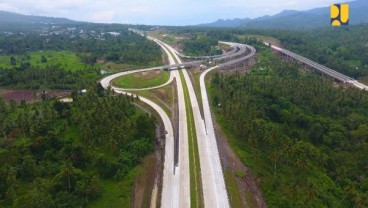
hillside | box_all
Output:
[199,0,368,29]
[0,11,79,25]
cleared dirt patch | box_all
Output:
[0,88,71,102]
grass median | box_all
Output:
[112,70,169,89]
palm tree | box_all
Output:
[7,167,17,199]
[55,161,79,191]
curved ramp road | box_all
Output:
[102,32,256,208]
[102,32,365,208]
[101,36,189,208]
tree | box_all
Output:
[40,55,47,63]
[13,184,54,208]
[54,161,81,191]
[6,167,18,199]
[10,56,16,65]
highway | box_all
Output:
[164,43,231,208]
[100,32,368,207]
[267,43,368,91]
[101,36,190,208]
[151,37,191,208]
[102,31,257,208]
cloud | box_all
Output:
[0,0,341,25]
[0,2,24,13]
[90,10,115,22]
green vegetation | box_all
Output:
[183,34,221,56]
[0,28,162,66]
[209,45,368,207]
[0,26,164,90]
[252,25,368,79]
[224,169,243,208]
[112,70,169,89]
[0,51,95,71]
[130,89,173,118]
[187,70,203,114]
[0,85,156,207]
[0,65,100,89]
[88,170,136,208]
[179,70,203,208]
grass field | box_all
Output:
[112,70,169,89]
[0,51,99,71]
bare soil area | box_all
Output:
[0,88,71,102]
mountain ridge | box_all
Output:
[0,11,82,25]
[198,0,368,29]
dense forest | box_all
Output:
[0,85,156,207]
[209,46,368,207]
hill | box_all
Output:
[0,11,79,25]
[199,0,368,29]
[0,11,84,31]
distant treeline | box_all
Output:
[0,30,162,65]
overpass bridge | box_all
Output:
[161,43,255,71]
[267,43,368,90]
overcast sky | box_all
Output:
[0,0,347,25]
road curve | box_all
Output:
[100,36,185,208]
[101,34,256,208]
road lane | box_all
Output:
[151,38,191,208]
[163,41,231,207]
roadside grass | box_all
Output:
[219,43,232,51]
[0,51,99,71]
[132,154,157,208]
[224,169,243,208]
[358,76,368,85]
[179,70,203,208]
[112,70,169,89]
[128,88,173,118]
[206,73,260,208]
